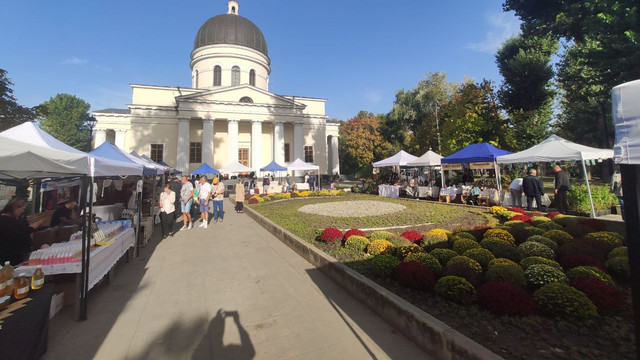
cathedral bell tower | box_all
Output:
[228,0,239,15]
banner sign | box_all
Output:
[470,162,495,170]
[442,164,463,171]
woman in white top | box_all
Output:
[159,184,176,238]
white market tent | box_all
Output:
[612,79,640,165]
[407,150,442,167]
[219,161,255,173]
[496,134,614,217]
[372,150,418,167]
[0,122,143,177]
[287,158,319,171]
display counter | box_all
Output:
[378,184,402,198]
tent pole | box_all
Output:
[441,168,446,188]
[76,176,88,321]
[135,178,143,258]
[494,161,503,205]
[580,152,596,218]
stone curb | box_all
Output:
[242,202,505,360]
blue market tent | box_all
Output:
[157,161,181,174]
[90,142,159,176]
[441,143,511,164]
[260,161,287,172]
[191,163,219,175]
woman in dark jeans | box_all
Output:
[0,199,43,265]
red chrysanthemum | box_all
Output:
[507,207,527,214]
[569,277,625,313]
[400,230,424,244]
[578,219,608,232]
[547,212,562,219]
[319,228,343,243]
[510,215,533,225]
[478,281,537,316]
[343,229,366,242]
[393,261,436,290]
[560,254,606,271]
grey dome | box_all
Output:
[194,14,268,56]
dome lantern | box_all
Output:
[227,0,239,15]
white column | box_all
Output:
[94,129,106,149]
[177,117,190,174]
[331,135,340,175]
[293,122,304,162]
[202,118,214,166]
[114,129,127,150]
[227,119,239,165]
[251,120,263,171]
[273,121,285,165]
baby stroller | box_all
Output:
[466,185,481,205]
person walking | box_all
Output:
[509,177,523,208]
[522,168,545,212]
[610,168,624,220]
[285,174,291,192]
[553,164,571,214]
[309,172,316,191]
[159,184,176,239]
[198,176,212,228]
[235,178,245,213]
[212,177,225,223]
[179,175,194,230]
[169,176,182,221]
[304,172,309,188]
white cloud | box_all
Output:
[62,56,88,65]
[466,12,520,53]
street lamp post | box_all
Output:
[87,115,97,150]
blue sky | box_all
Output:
[0,0,520,120]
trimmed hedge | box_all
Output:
[534,282,598,318]
[435,276,477,304]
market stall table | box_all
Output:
[502,192,551,208]
[406,186,440,198]
[0,283,55,360]
[91,204,125,221]
[378,184,402,198]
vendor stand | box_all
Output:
[372,150,419,197]
[406,150,443,199]
[287,158,320,190]
[260,161,287,193]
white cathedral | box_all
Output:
[93,0,340,175]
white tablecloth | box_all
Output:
[502,192,551,207]
[17,228,135,291]
[295,183,310,191]
[378,185,401,198]
[407,186,440,198]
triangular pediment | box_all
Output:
[176,85,305,108]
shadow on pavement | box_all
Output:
[192,309,255,360]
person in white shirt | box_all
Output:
[159,184,176,239]
[179,176,194,230]
[510,177,524,208]
[211,177,225,223]
[198,176,212,228]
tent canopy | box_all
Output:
[131,152,170,173]
[219,161,255,173]
[191,163,219,175]
[261,161,287,172]
[441,143,511,164]
[287,158,319,171]
[0,122,143,177]
[373,150,418,167]
[612,79,640,165]
[496,135,613,164]
[407,150,443,167]
[90,142,158,176]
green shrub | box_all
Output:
[526,235,559,252]
[506,226,534,245]
[485,265,527,287]
[543,230,574,246]
[568,184,618,214]
[387,235,412,247]
[536,221,563,231]
[520,256,562,271]
[532,216,551,225]
[480,238,514,252]
[488,258,522,270]
[553,215,584,227]
[405,252,442,274]
[491,243,524,263]
[422,235,450,251]
[503,220,529,228]
[534,282,598,318]
[608,246,627,260]
[525,264,568,287]
[344,235,370,252]
[451,232,477,242]
[368,254,401,278]
[519,241,555,259]
[528,227,547,236]
[370,231,395,241]
[430,248,458,266]
[605,256,630,279]
[446,256,483,275]
[484,229,516,244]
[395,244,423,260]
[584,232,624,252]
[452,238,481,255]
[566,266,614,285]
[367,239,394,256]
[463,248,495,270]
[434,276,477,304]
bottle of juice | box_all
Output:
[31,266,45,290]
[2,262,14,296]
[14,273,29,300]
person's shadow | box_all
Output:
[192,309,255,360]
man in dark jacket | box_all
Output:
[554,164,571,214]
[169,177,182,220]
[522,168,545,212]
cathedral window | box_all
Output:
[249,69,256,86]
[150,144,164,163]
[190,142,202,163]
[284,143,290,162]
[304,146,314,163]
[239,96,253,103]
[213,66,221,86]
[231,66,240,86]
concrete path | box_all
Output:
[46,205,430,360]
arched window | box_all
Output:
[231,66,240,86]
[249,69,256,86]
[213,66,221,86]
[239,97,253,103]
[194,69,199,88]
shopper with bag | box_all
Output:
[159,184,176,239]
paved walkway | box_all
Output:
[46,204,430,360]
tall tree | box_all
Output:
[339,116,392,174]
[496,34,558,149]
[39,94,92,151]
[0,69,39,131]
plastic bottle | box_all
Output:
[2,262,14,296]
[31,266,45,290]
[14,273,29,300]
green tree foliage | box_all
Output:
[503,0,640,148]
[0,69,39,131]
[339,115,392,175]
[39,94,92,151]
[439,79,512,155]
[496,35,558,149]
